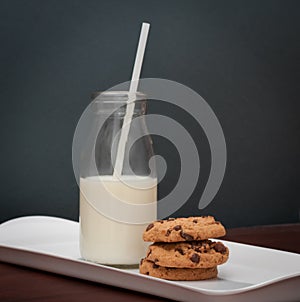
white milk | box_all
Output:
[79,175,157,265]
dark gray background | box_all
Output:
[1,0,299,228]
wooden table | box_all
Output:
[1,223,299,302]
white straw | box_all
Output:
[113,22,150,177]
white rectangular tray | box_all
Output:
[0,216,299,302]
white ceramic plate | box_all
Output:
[0,216,299,302]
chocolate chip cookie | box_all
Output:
[139,259,218,281]
[145,240,229,268]
[143,216,226,242]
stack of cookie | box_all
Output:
[139,216,229,281]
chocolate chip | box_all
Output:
[153,263,159,268]
[165,229,171,236]
[146,223,154,231]
[173,225,182,231]
[214,242,227,254]
[193,219,198,223]
[157,220,164,223]
[175,247,184,255]
[146,272,149,275]
[195,247,201,252]
[190,253,200,263]
[180,230,194,241]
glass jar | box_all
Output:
[79,91,157,267]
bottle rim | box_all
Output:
[91,91,147,103]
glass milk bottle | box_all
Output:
[79,91,157,267]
